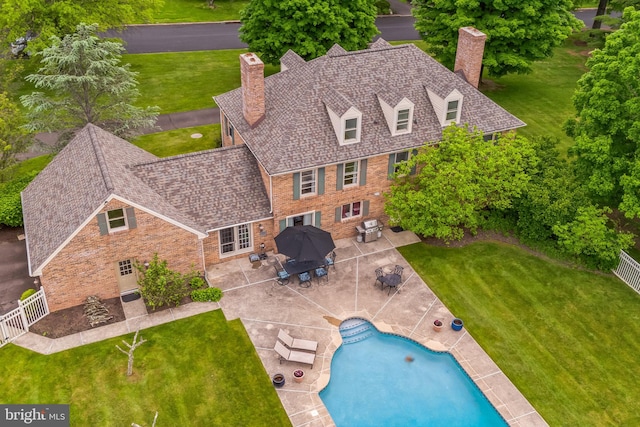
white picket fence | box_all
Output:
[613,250,640,294]
[0,288,49,348]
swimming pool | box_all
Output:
[319,318,508,426]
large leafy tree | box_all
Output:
[239,0,379,65]
[0,0,162,50]
[385,126,536,241]
[565,7,640,218]
[21,24,159,148]
[412,0,582,77]
[0,93,33,174]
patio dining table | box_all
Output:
[283,259,324,276]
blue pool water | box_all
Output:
[319,318,508,427]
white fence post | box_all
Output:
[1,288,50,348]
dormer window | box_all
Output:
[345,118,359,141]
[396,109,410,132]
[446,100,459,121]
[377,94,414,136]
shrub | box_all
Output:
[20,288,37,301]
[189,276,207,290]
[0,171,38,227]
[135,254,191,310]
[191,287,223,302]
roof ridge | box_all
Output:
[327,43,412,58]
[88,124,114,192]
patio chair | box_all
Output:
[298,271,312,288]
[315,265,328,284]
[393,265,404,278]
[374,268,386,290]
[274,341,315,368]
[325,251,337,271]
[277,329,318,353]
[274,265,290,286]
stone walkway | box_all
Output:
[13,229,547,426]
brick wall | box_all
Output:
[202,221,275,266]
[40,200,203,312]
[240,53,265,128]
[270,154,392,241]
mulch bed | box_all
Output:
[30,297,126,339]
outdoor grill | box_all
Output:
[356,219,381,243]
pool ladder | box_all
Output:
[339,318,374,344]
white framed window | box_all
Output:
[396,109,410,132]
[344,118,358,141]
[118,259,134,276]
[219,224,252,256]
[446,100,459,121]
[393,151,410,174]
[343,161,359,187]
[342,201,362,219]
[300,169,316,195]
[286,212,315,227]
[107,208,127,231]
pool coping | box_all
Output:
[210,229,549,427]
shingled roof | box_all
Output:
[215,40,525,176]
[21,124,271,275]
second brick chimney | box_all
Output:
[240,53,265,127]
[454,27,487,89]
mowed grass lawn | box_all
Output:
[124,49,280,113]
[482,34,591,154]
[0,311,290,427]
[143,0,249,23]
[399,242,640,426]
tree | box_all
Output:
[21,24,159,148]
[0,0,162,51]
[134,253,197,310]
[565,7,640,218]
[0,93,33,173]
[594,0,640,29]
[116,329,147,376]
[239,0,379,65]
[412,0,582,77]
[384,125,536,241]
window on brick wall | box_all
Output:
[97,207,137,235]
[219,224,252,256]
[287,212,314,227]
[342,201,362,219]
[223,114,235,145]
[300,169,316,195]
[107,208,127,230]
[343,161,359,187]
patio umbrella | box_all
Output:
[275,225,336,263]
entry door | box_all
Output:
[116,259,139,294]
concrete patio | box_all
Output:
[207,229,548,427]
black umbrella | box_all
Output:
[275,225,336,263]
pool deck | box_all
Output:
[207,229,548,427]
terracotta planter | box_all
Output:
[293,369,305,383]
[433,320,443,332]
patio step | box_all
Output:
[339,318,374,344]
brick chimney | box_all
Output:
[454,27,487,89]
[240,53,265,127]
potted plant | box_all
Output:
[293,369,305,383]
[272,373,285,388]
[433,319,443,332]
[451,318,464,331]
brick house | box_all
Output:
[21,28,524,312]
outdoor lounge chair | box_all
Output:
[278,329,318,353]
[274,341,315,368]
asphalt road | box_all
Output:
[110,10,600,54]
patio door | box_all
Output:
[116,259,139,294]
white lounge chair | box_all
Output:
[274,341,315,368]
[277,329,318,353]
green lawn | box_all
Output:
[481,35,591,155]
[0,310,291,426]
[133,124,221,157]
[144,0,249,23]
[124,49,280,114]
[398,241,640,426]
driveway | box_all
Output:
[0,227,35,315]
[207,230,548,426]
